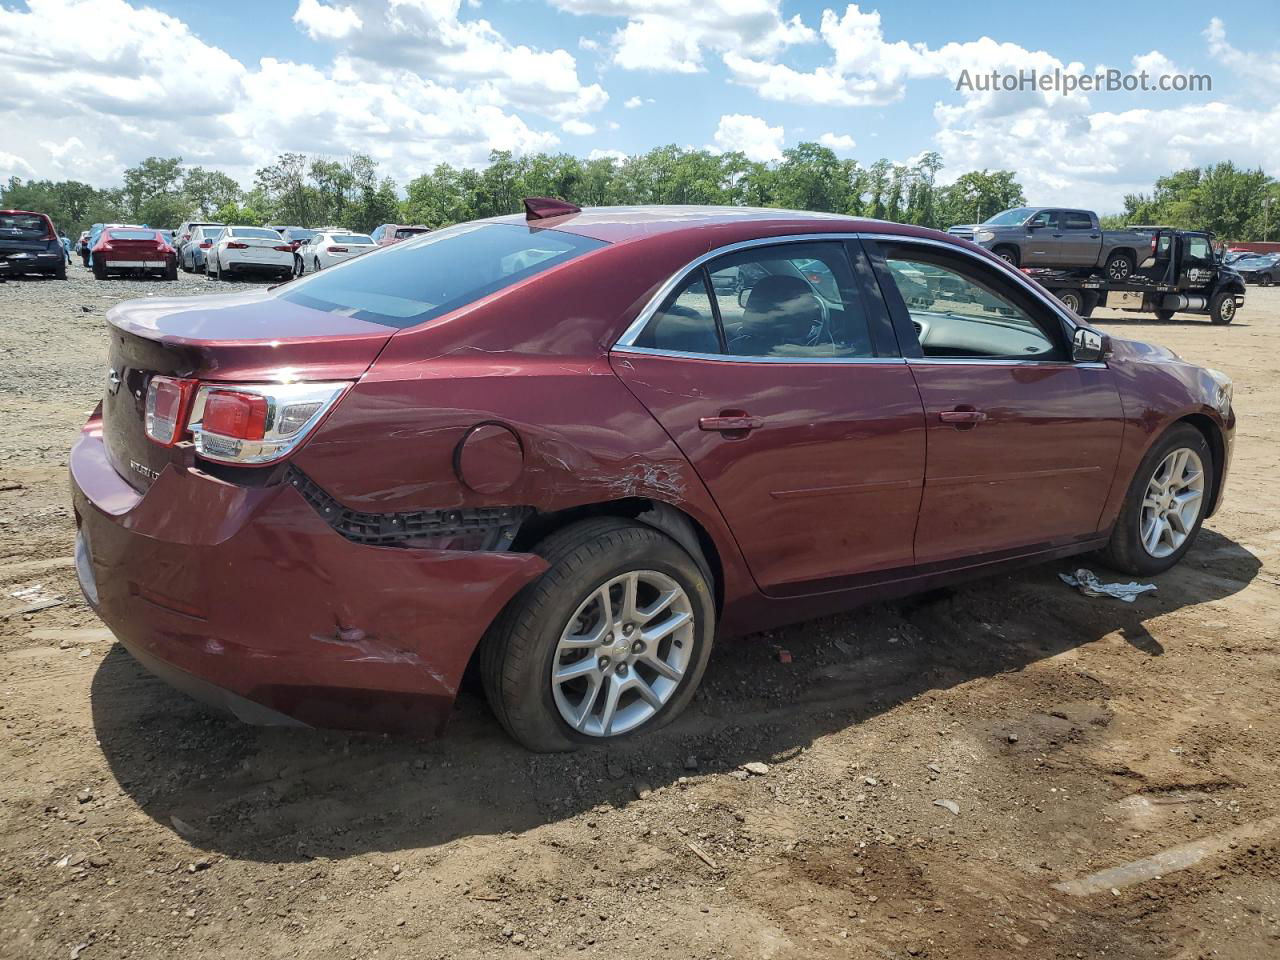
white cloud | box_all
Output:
[624,96,654,109]
[712,114,783,163]
[293,0,361,40]
[1205,16,1280,85]
[0,0,582,189]
[550,0,814,73]
[562,119,596,135]
[588,148,628,163]
[818,132,856,152]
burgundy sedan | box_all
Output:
[70,202,1234,750]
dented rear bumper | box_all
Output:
[70,412,547,735]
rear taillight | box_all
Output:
[190,382,349,465]
[226,241,249,249]
[327,246,348,253]
[144,376,198,446]
[273,244,292,252]
[199,241,212,249]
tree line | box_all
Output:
[2,147,1274,242]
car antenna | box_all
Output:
[523,197,581,221]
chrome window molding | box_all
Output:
[613,345,907,365]
[611,230,1084,360]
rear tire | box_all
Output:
[92,261,106,281]
[1099,423,1212,577]
[1106,251,1135,281]
[479,518,715,752]
[1154,308,1176,321]
[53,263,67,280]
[1209,292,1236,325]
[164,258,177,281]
[1057,288,1084,313]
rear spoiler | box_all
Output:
[524,197,581,221]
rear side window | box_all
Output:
[278,223,607,328]
[634,274,720,354]
[1062,211,1093,230]
[395,228,429,239]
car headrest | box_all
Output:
[646,305,719,354]
[742,275,823,343]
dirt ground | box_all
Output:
[1,263,1278,960]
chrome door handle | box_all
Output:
[699,414,763,433]
[938,409,987,425]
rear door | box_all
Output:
[863,236,1124,566]
[612,239,926,595]
[1059,210,1100,266]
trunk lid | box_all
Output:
[103,289,395,492]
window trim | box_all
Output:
[613,232,1081,364]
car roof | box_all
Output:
[483,204,938,245]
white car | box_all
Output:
[298,231,377,274]
[206,225,294,282]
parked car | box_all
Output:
[0,209,67,279]
[1233,253,1280,285]
[948,207,1149,280]
[206,225,295,282]
[90,227,177,280]
[70,202,1234,750]
[297,230,377,273]
[370,223,431,247]
[181,225,222,273]
[76,230,91,266]
[174,220,224,267]
[279,227,319,276]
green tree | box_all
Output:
[184,167,242,218]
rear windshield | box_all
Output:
[287,229,317,241]
[109,229,160,241]
[0,213,51,237]
[279,222,607,328]
[231,227,281,239]
[331,234,374,245]
[395,228,429,239]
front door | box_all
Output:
[1021,209,1061,265]
[612,240,926,595]
[863,237,1125,566]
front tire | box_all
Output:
[1057,288,1084,313]
[1209,291,1236,325]
[480,518,715,752]
[1099,423,1212,577]
[1154,308,1176,321]
[313,257,321,273]
[993,246,1019,268]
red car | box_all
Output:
[92,227,177,280]
[371,223,431,246]
[70,201,1235,750]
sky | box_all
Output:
[2,0,1279,212]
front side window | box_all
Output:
[278,223,607,328]
[1186,237,1211,262]
[878,243,1063,360]
[1028,209,1059,229]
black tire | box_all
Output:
[1154,308,1176,321]
[53,263,67,280]
[1106,251,1135,281]
[1099,423,1212,577]
[479,518,716,752]
[993,246,1019,268]
[164,258,177,281]
[92,261,106,281]
[180,251,192,273]
[313,257,321,273]
[1209,291,1236,325]
[1261,273,1273,287]
[1057,288,1084,313]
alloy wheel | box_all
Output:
[1140,447,1206,558]
[550,570,695,738]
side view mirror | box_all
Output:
[737,286,753,309]
[1026,221,1044,230]
[1072,326,1109,363]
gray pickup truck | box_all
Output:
[948,207,1150,281]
